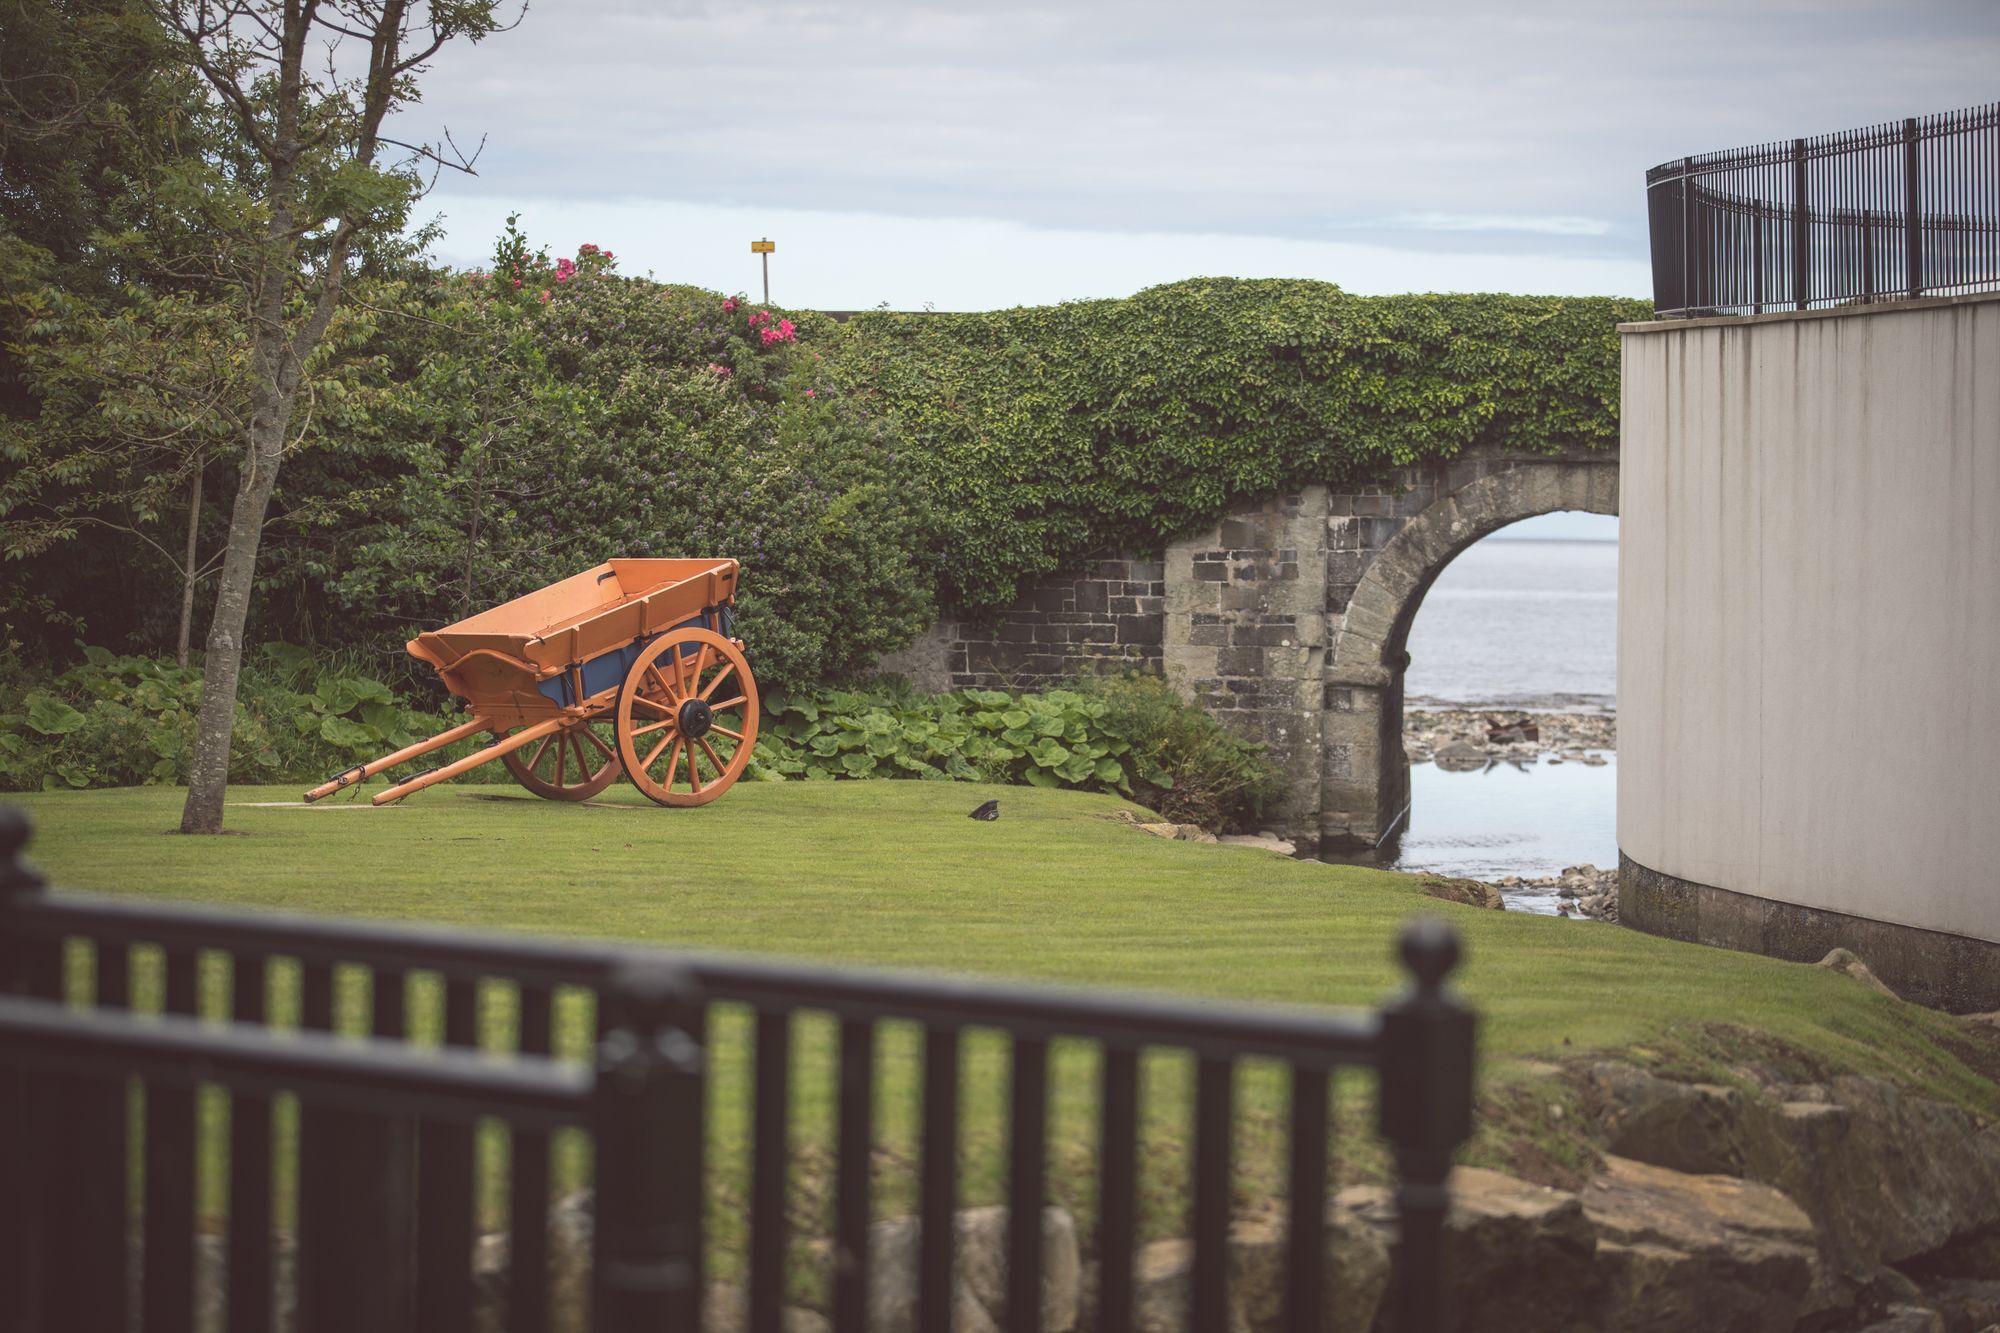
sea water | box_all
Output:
[1373,536,1619,906]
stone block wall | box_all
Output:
[876,447,1620,854]
[874,554,1166,693]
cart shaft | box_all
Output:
[371,718,568,805]
[302,715,498,802]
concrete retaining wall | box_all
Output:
[1618,292,2000,1005]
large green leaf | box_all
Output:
[25,695,86,736]
[318,715,375,748]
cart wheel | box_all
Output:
[499,719,622,801]
[615,626,759,807]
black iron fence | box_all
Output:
[1647,101,2000,318]
[0,807,1475,1333]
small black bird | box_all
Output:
[968,799,1000,821]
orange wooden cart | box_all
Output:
[303,559,759,807]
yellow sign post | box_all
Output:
[751,238,775,303]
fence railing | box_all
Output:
[1647,101,2000,318]
[0,806,1476,1333]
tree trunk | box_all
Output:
[175,461,202,669]
[178,394,286,834]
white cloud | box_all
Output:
[390,0,1999,306]
[420,191,1652,310]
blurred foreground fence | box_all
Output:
[0,808,1475,1333]
[1647,101,2000,318]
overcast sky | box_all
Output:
[397,0,1998,309]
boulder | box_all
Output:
[1905,1276,2000,1331]
[1587,1064,2000,1314]
[951,1206,1082,1333]
[1340,1166,1594,1333]
[1218,833,1297,856]
[1817,948,1899,997]
[1226,1206,1390,1333]
[1578,1155,1817,1332]
[1416,876,1505,911]
[1130,1240,1251,1333]
[1849,1308,1946,1333]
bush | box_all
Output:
[753,672,1279,832]
[1069,670,1282,830]
[831,280,1648,614]
[0,644,469,792]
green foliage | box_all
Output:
[319,253,938,698]
[0,643,466,792]
[754,672,1278,831]
[831,279,1650,611]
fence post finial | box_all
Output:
[1380,919,1476,1331]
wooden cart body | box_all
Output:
[409,558,739,725]
[305,558,758,807]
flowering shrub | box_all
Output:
[323,237,938,698]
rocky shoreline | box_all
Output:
[1405,707,1616,770]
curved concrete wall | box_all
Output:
[1618,293,2000,1007]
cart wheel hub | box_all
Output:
[678,697,714,740]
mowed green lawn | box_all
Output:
[7,781,1995,1282]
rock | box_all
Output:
[1341,1166,1594,1333]
[1225,1207,1391,1333]
[1218,833,1297,856]
[1588,1062,1769,1178]
[1579,1155,1817,1332]
[1416,875,1505,911]
[1586,1064,2000,1313]
[952,1206,1081,1333]
[1906,1276,2000,1330]
[703,1284,834,1333]
[1135,822,1180,839]
[1130,1240,1249,1333]
[1796,1077,2000,1275]
[1173,825,1218,843]
[1818,948,1901,997]
[1434,740,1489,771]
[1851,1307,1947,1332]
[1906,1225,2000,1281]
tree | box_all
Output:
[143,0,513,833]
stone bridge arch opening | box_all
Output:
[1318,456,1618,856]
[874,447,1617,858]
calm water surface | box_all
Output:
[1405,538,1616,711]
[1358,536,1618,902]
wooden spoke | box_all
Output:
[616,625,759,807]
[502,718,620,801]
[699,662,737,701]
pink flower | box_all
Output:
[579,243,600,256]
[706,363,732,376]
[512,277,522,288]
[722,297,738,313]
[804,389,816,397]
[538,289,551,303]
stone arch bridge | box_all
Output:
[880,448,1618,855]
